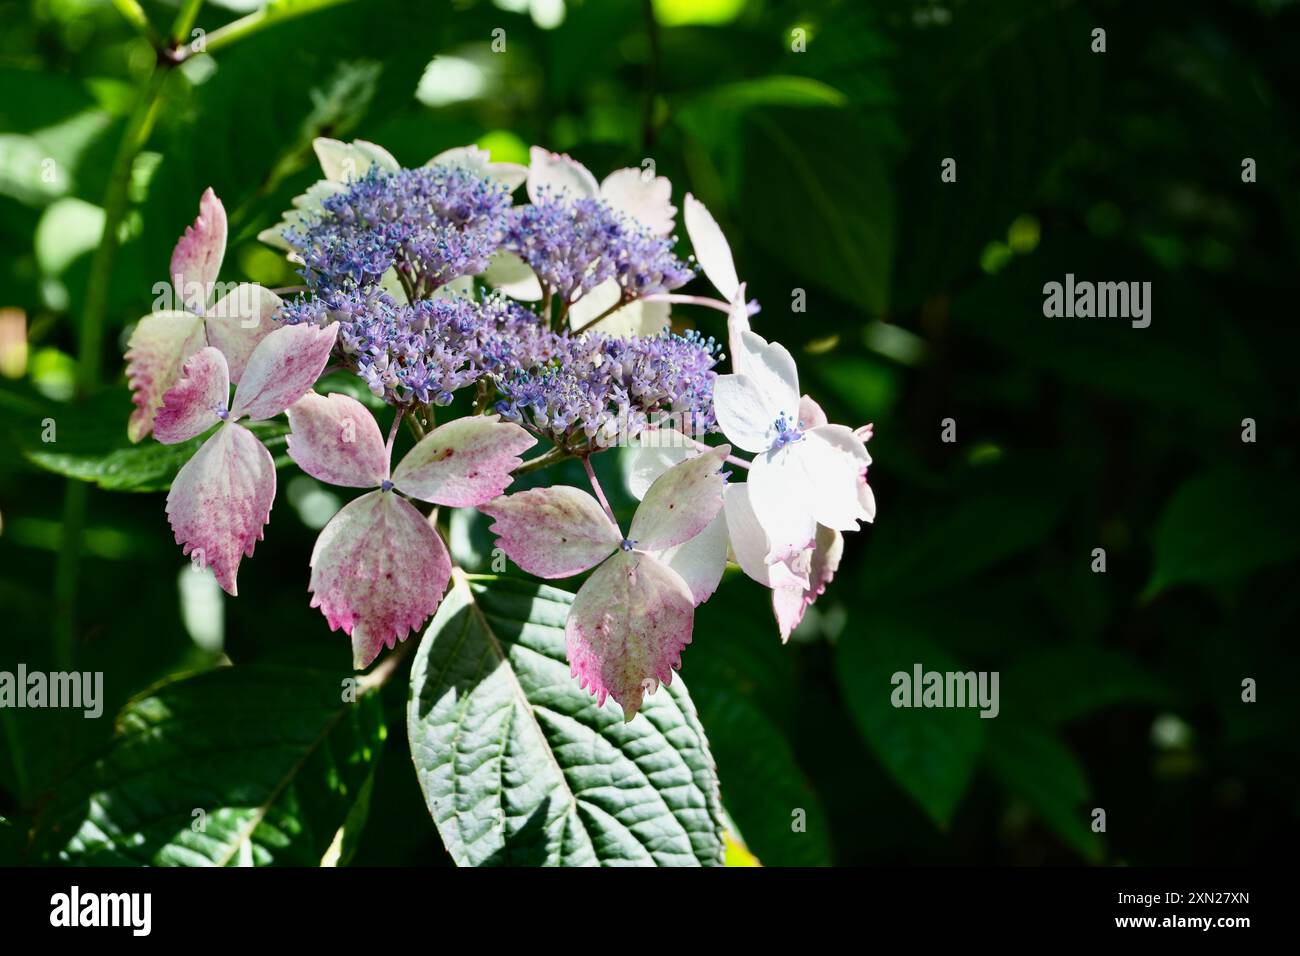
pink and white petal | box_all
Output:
[309,490,452,670]
[566,550,695,721]
[651,509,728,606]
[229,322,338,422]
[684,193,739,301]
[747,446,823,563]
[799,394,829,429]
[480,486,620,578]
[124,310,206,442]
[712,373,780,454]
[314,137,399,182]
[526,146,599,204]
[599,167,676,236]
[773,525,843,642]
[858,476,877,523]
[722,483,811,590]
[622,429,696,500]
[392,414,536,507]
[482,250,543,301]
[629,444,729,552]
[166,422,275,596]
[153,346,230,445]
[797,424,874,530]
[204,284,283,382]
[286,391,388,488]
[170,188,227,313]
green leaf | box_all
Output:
[1144,468,1300,599]
[834,618,986,828]
[856,465,1066,605]
[693,692,832,866]
[13,385,288,492]
[1003,644,1171,726]
[408,572,726,866]
[31,665,385,866]
[986,721,1102,862]
[740,107,894,314]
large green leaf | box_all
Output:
[1144,468,1300,599]
[835,618,986,828]
[408,572,726,866]
[31,665,385,866]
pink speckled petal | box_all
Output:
[286,391,388,488]
[391,414,536,506]
[309,490,452,670]
[170,187,227,313]
[230,322,338,422]
[153,346,230,445]
[566,550,695,721]
[772,525,843,643]
[480,486,620,578]
[628,444,729,552]
[204,284,283,383]
[166,422,275,596]
[124,310,205,442]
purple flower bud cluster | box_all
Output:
[279,288,554,407]
[504,194,695,305]
[289,165,513,297]
[495,329,721,446]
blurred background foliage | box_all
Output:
[1,0,1298,865]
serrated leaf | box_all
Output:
[31,665,385,866]
[407,572,726,866]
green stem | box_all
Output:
[56,60,172,667]
[77,65,170,393]
[201,0,354,57]
[513,443,571,477]
[110,0,161,45]
[170,0,206,43]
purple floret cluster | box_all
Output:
[277,160,710,441]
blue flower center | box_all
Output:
[770,413,803,451]
[620,538,636,552]
[380,479,394,492]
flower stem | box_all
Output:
[582,455,619,529]
[513,444,569,476]
[641,292,734,314]
[386,407,405,457]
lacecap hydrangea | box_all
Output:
[120,139,875,720]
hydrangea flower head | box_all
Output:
[291,163,513,297]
